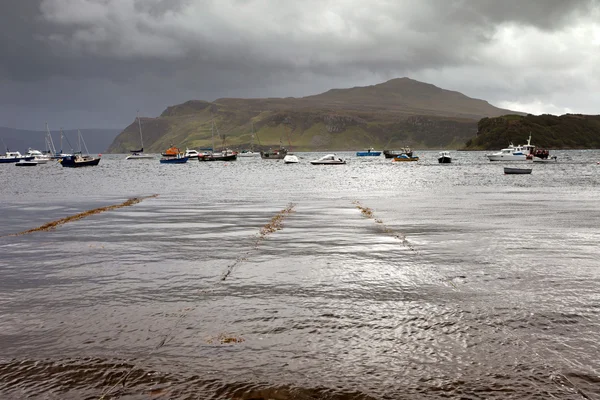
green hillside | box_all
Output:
[463,114,600,150]
[107,78,519,153]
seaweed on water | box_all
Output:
[353,200,418,254]
[221,203,296,281]
[3,194,159,238]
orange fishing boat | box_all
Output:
[161,145,180,157]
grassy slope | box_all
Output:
[463,114,600,150]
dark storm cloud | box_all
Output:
[1,0,599,129]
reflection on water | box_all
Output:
[1,151,600,399]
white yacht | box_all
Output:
[0,151,33,164]
[486,135,535,161]
[184,148,201,159]
[25,148,51,164]
[310,154,346,165]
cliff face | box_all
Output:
[107,78,519,153]
[463,114,600,150]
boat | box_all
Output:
[310,154,346,165]
[261,147,288,159]
[283,154,299,164]
[504,167,532,174]
[15,160,38,166]
[239,123,261,157]
[161,145,180,157]
[25,148,51,164]
[184,148,201,159]
[59,131,101,167]
[438,151,452,163]
[0,151,34,164]
[160,154,189,164]
[198,121,238,161]
[356,147,381,156]
[385,146,414,159]
[533,156,558,163]
[486,135,536,161]
[126,113,154,160]
[392,151,419,162]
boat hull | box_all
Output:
[160,157,189,164]
[438,157,452,163]
[0,156,34,164]
[393,157,419,162]
[16,161,38,166]
[504,167,532,174]
[126,154,154,160]
[356,151,381,156]
[198,154,237,161]
[487,154,528,161]
[283,155,299,164]
[310,161,346,165]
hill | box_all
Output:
[0,127,121,154]
[107,78,520,153]
[463,114,600,150]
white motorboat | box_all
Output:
[0,151,33,164]
[238,150,260,157]
[486,135,535,161]
[125,112,154,160]
[184,148,201,159]
[25,148,51,164]
[310,154,346,165]
[438,151,452,163]
[16,160,38,167]
[283,154,299,164]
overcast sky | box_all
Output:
[1,0,599,130]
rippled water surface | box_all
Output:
[1,151,600,399]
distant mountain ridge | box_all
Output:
[108,78,522,153]
[0,127,121,154]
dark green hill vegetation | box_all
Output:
[463,114,600,150]
[108,78,519,153]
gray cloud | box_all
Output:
[1,0,599,129]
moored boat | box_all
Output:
[60,154,101,167]
[356,147,381,156]
[261,147,288,159]
[184,148,201,159]
[126,113,154,160]
[393,153,419,162]
[161,145,180,157]
[16,160,38,167]
[310,154,346,165]
[198,149,237,161]
[504,167,532,174]
[438,151,452,164]
[160,154,189,164]
[283,154,299,164]
[25,148,51,164]
[486,135,535,161]
[0,151,34,164]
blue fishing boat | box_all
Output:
[160,154,188,164]
[356,147,381,157]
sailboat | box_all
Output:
[282,125,299,164]
[126,112,154,160]
[239,122,260,157]
[198,120,238,161]
[59,130,101,167]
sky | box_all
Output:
[1,0,600,130]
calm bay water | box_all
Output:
[1,150,599,399]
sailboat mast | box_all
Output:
[211,120,215,152]
[45,123,57,154]
[137,111,144,149]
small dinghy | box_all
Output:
[504,167,532,174]
[283,154,299,164]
